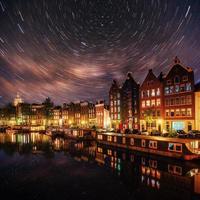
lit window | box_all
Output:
[187,108,192,116]
[170,86,174,93]
[176,109,180,116]
[175,85,180,93]
[156,88,160,96]
[165,87,169,94]
[142,101,145,108]
[130,138,134,145]
[146,100,150,107]
[118,114,120,120]
[152,89,155,97]
[117,100,120,105]
[156,99,161,106]
[186,83,191,91]
[149,141,157,149]
[181,109,186,116]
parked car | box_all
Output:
[124,129,131,134]
[176,130,188,138]
[150,130,161,136]
[132,129,140,134]
[141,130,150,136]
[188,130,200,138]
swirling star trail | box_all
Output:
[0,0,200,105]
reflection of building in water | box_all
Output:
[95,144,200,198]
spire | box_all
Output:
[174,56,180,64]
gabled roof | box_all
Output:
[141,69,161,87]
[164,56,193,79]
[122,72,138,89]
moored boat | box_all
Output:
[96,132,200,160]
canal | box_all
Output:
[0,132,200,200]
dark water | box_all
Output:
[0,133,200,200]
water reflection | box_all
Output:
[0,132,200,200]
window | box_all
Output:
[180,84,185,92]
[170,86,174,94]
[166,110,169,117]
[188,122,192,131]
[107,136,112,142]
[175,85,180,93]
[118,114,120,120]
[183,76,188,82]
[107,149,112,156]
[186,95,192,104]
[97,147,103,153]
[117,93,120,98]
[156,99,161,106]
[174,76,180,84]
[156,88,160,96]
[146,100,150,107]
[165,87,169,94]
[118,106,120,112]
[167,80,172,85]
[141,140,146,147]
[186,83,191,91]
[142,101,145,108]
[117,100,120,105]
[168,143,182,152]
[157,110,161,117]
[170,109,175,117]
[97,135,103,140]
[130,138,134,146]
[181,109,186,116]
[166,121,170,131]
[176,98,179,105]
[114,136,117,142]
[151,99,156,106]
[122,137,126,144]
[152,89,155,97]
[175,109,180,116]
[149,141,157,149]
[147,90,150,97]
[187,108,192,116]
[165,99,169,106]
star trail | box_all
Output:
[0,0,200,105]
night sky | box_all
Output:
[0,0,200,105]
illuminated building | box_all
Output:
[74,101,81,127]
[95,100,111,129]
[163,57,195,132]
[121,72,140,130]
[80,101,89,128]
[51,106,62,126]
[195,83,200,130]
[13,92,23,107]
[140,69,164,132]
[30,104,45,126]
[109,80,122,130]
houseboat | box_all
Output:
[46,127,96,140]
[96,132,200,160]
